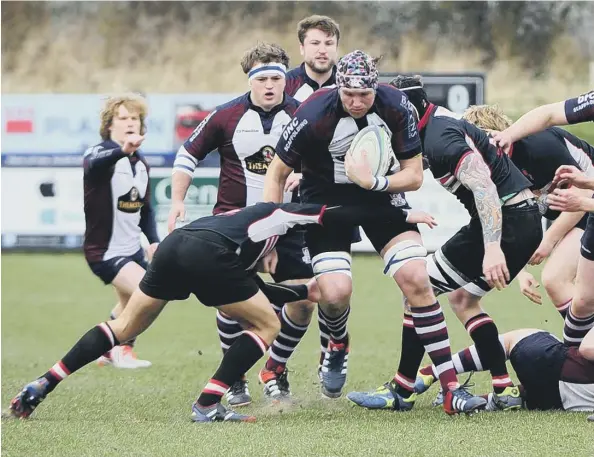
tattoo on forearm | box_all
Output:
[456,152,502,244]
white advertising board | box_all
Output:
[1,167,468,252]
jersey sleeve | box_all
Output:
[275,108,313,169]
[564,91,594,124]
[83,143,125,176]
[173,109,224,175]
[385,92,422,160]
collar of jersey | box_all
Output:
[417,103,437,132]
[247,93,287,116]
[299,62,336,90]
[104,139,141,158]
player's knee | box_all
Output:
[320,282,352,307]
[447,289,479,314]
[285,299,316,322]
[541,266,563,296]
[397,264,434,301]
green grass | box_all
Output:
[2,253,592,457]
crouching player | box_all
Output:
[492,93,594,354]
[415,327,594,413]
[462,104,594,321]
[5,202,434,423]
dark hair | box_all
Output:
[390,74,430,117]
[297,15,340,44]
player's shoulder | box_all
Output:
[213,93,250,115]
[84,139,117,156]
[285,63,305,81]
[282,94,301,111]
[375,83,409,107]
[294,87,338,118]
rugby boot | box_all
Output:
[414,370,437,394]
[225,378,252,407]
[443,375,487,415]
[347,381,417,411]
[320,338,350,398]
[105,345,152,369]
[486,386,524,411]
[4,379,48,419]
[191,402,256,423]
[259,366,291,401]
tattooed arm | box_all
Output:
[455,151,510,289]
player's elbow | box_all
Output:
[407,170,424,191]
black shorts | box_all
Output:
[305,194,417,258]
[509,331,566,410]
[139,230,259,307]
[581,212,594,261]
[88,248,148,285]
[271,229,313,283]
[428,200,542,296]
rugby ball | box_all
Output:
[347,125,394,177]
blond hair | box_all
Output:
[240,42,290,74]
[297,15,340,44]
[463,104,513,132]
[99,94,148,140]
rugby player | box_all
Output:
[350,75,542,411]
[82,94,158,369]
[166,43,315,406]
[462,104,594,318]
[5,202,435,423]
[492,93,594,351]
[264,51,486,414]
[415,327,593,413]
[283,15,339,375]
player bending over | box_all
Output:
[493,92,594,375]
[265,51,486,414]
[463,104,594,337]
[5,202,434,423]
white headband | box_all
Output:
[399,85,423,91]
[248,62,287,81]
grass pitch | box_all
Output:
[2,253,593,457]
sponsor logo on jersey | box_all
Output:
[117,186,144,212]
[245,145,276,175]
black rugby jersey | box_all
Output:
[509,128,594,220]
[179,202,409,271]
[419,104,531,216]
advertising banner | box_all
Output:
[1,167,469,252]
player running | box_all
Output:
[462,104,594,318]
[83,94,159,369]
[264,51,486,414]
[166,43,317,406]
[5,202,435,423]
[349,75,542,412]
[415,327,594,413]
[492,92,594,354]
